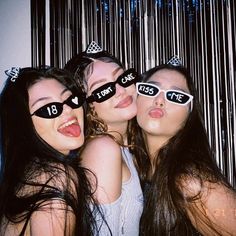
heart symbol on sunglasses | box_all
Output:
[72,96,79,105]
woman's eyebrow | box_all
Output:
[147,80,160,85]
[171,86,187,92]
[147,81,187,92]
[31,96,50,108]
[61,88,70,96]
[89,78,107,91]
[31,88,69,108]
[112,67,123,76]
[89,66,123,91]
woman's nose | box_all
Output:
[62,104,73,114]
[153,91,165,107]
[115,83,126,97]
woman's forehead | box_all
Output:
[149,69,185,82]
[28,79,66,99]
[85,60,122,86]
[147,69,189,90]
[87,60,120,77]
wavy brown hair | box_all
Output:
[65,50,135,147]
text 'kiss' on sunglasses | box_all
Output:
[86,68,139,103]
[31,93,86,119]
[136,82,193,106]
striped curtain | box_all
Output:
[31,0,236,186]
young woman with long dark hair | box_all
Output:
[131,61,236,235]
[0,67,99,235]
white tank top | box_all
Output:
[94,147,143,236]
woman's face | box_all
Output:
[137,69,191,139]
[85,60,137,125]
[29,79,84,155]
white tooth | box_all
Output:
[60,119,77,129]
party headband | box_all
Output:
[86,41,103,54]
[5,67,20,82]
[167,56,182,66]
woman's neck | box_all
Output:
[107,121,128,144]
[144,133,169,164]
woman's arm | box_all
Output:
[4,165,78,236]
[30,200,75,236]
[184,180,236,236]
[81,135,122,204]
[27,164,78,236]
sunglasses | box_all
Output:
[86,68,139,103]
[31,93,86,119]
[136,82,193,106]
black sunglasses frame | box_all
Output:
[86,68,139,103]
[31,93,86,119]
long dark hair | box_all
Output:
[0,67,98,235]
[130,64,235,235]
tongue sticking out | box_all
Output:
[58,124,81,137]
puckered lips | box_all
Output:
[115,95,133,108]
[148,108,164,118]
[58,117,81,137]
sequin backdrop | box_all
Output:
[31,0,236,186]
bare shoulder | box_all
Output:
[81,135,121,162]
[180,176,236,201]
[85,135,121,151]
[81,135,123,203]
[11,164,77,235]
[29,199,75,235]
[18,163,77,198]
[180,177,236,235]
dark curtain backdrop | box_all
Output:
[31,0,236,187]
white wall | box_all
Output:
[0,0,31,91]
